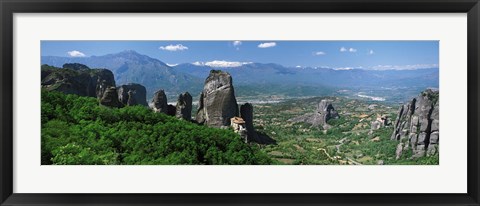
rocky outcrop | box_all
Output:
[196,70,239,127]
[100,87,122,108]
[288,99,339,129]
[175,92,193,120]
[167,104,176,117]
[151,90,168,113]
[240,103,259,143]
[391,89,439,159]
[117,83,148,106]
[317,100,340,125]
[63,63,90,71]
[41,64,115,100]
[94,70,116,100]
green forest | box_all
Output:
[41,91,272,165]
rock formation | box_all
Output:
[127,90,137,106]
[117,83,148,106]
[391,89,439,159]
[175,92,193,120]
[100,87,122,108]
[288,99,339,129]
[167,104,176,117]
[95,72,116,100]
[41,64,115,99]
[196,70,239,127]
[151,90,168,114]
[63,63,90,71]
[240,103,259,143]
[317,100,340,125]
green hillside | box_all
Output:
[41,91,272,165]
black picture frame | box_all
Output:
[1,0,479,205]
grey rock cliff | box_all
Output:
[176,92,193,120]
[117,83,148,106]
[317,100,340,126]
[288,99,339,129]
[100,87,122,108]
[151,89,168,114]
[240,103,259,143]
[167,104,176,117]
[391,89,439,159]
[41,64,116,100]
[196,70,239,127]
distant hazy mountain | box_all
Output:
[173,63,439,88]
[41,50,203,99]
[173,63,298,85]
[42,50,439,102]
[173,63,438,103]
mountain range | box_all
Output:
[41,50,439,102]
[42,50,204,98]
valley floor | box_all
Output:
[251,96,439,165]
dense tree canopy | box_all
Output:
[41,91,272,165]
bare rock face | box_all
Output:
[391,89,439,158]
[240,103,259,143]
[94,70,116,100]
[196,70,239,127]
[127,90,137,106]
[117,83,148,106]
[317,100,340,126]
[41,64,116,100]
[288,99,339,129]
[100,87,122,108]
[151,90,168,113]
[175,92,193,120]
[167,104,176,117]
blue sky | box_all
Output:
[41,41,438,70]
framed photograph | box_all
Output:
[1,0,479,205]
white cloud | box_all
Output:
[333,67,354,70]
[192,60,253,68]
[314,51,326,56]
[370,64,439,70]
[296,65,302,68]
[233,41,242,50]
[159,44,189,51]
[333,66,364,70]
[368,50,375,55]
[166,63,178,67]
[258,42,276,48]
[67,50,86,57]
[340,47,357,53]
[192,61,204,66]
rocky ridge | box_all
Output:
[391,89,439,159]
[42,64,275,145]
[288,99,340,129]
[41,64,116,99]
